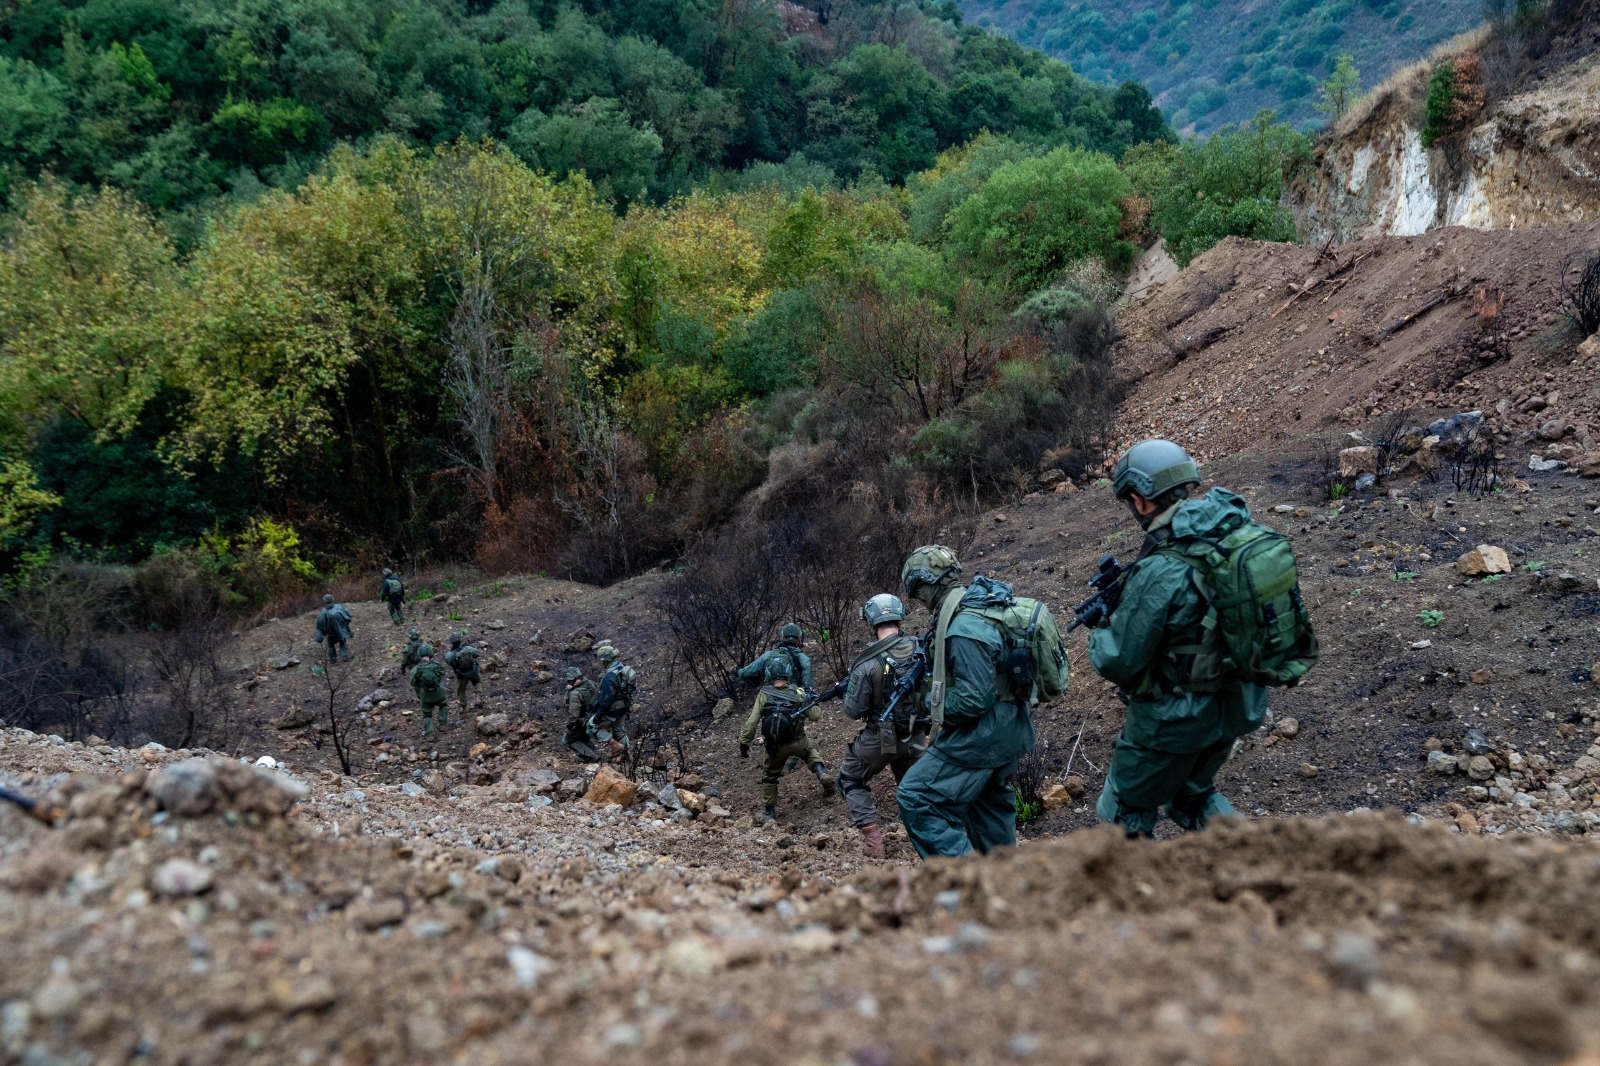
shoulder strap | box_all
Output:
[782,646,802,682]
[927,585,967,732]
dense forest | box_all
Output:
[959,0,1480,133]
[0,0,1313,627]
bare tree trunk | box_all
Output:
[443,263,508,503]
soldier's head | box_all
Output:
[780,622,803,646]
[323,594,334,605]
[564,666,583,686]
[383,567,393,577]
[901,545,962,611]
[1112,439,1201,529]
[418,643,435,659]
[449,631,464,648]
[596,645,618,664]
[408,627,420,640]
[861,593,905,638]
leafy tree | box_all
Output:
[507,97,663,206]
[945,145,1133,290]
[1316,53,1361,121]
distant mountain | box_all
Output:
[958,0,1481,134]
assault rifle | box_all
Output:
[1066,554,1129,632]
[0,785,64,825]
[877,631,931,727]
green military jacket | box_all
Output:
[924,588,1035,771]
[737,645,814,691]
[566,678,597,720]
[843,632,917,722]
[1089,492,1270,754]
[400,639,426,673]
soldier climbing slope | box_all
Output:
[895,545,1068,859]
[380,567,406,625]
[738,650,833,823]
[737,623,813,692]
[443,631,481,713]
[400,627,426,673]
[408,644,450,738]
[313,594,352,663]
[1089,439,1318,838]
[837,593,931,859]
[586,645,637,760]
[562,667,600,761]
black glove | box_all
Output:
[739,743,750,759]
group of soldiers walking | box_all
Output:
[311,438,1317,863]
[730,439,1318,859]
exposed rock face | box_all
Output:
[1291,50,1600,243]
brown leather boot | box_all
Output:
[859,823,886,860]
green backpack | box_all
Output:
[412,661,447,703]
[1158,519,1319,689]
[961,577,1070,703]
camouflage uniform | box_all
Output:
[443,633,481,711]
[380,568,406,626]
[399,628,426,673]
[738,683,826,814]
[838,630,930,834]
[409,647,449,737]
[314,595,352,662]
[562,667,600,760]
[737,632,814,692]
[587,647,635,755]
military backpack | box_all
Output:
[1155,516,1319,689]
[758,685,809,746]
[959,576,1070,703]
[445,644,480,680]
[382,576,403,600]
[412,661,447,704]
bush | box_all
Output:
[1561,250,1600,336]
[1422,62,1458,147]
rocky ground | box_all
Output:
[7,221,1600,1063]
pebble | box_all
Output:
[147,761,219,816]
[151,859,213,898]
[507,946,553,989]
[31,976,80,1021]
[1328,932,1380,987]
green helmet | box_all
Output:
[449,630,464,647]
[323,594,334,605]
[417,643,434,658]
[564,667,583,683]
[407,627,420,640]
[861,593,905,626]
[382,567,393,577]
[781,622,803,641]
[596,645,618,663]
[1111,439,1201,501]
[901,545,962,598]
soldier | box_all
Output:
[837,593,930,859]
[562,667,600,761]
[313,594,352,663]
[587,646,636,759]
[894,546,1045,858]
[737,651,832,823]
[737,623,813,692]
[443,631,481,713]
[408,644,450,738]
[1089,439,1317,838]
[380,567,406,626]
[399,627,426,673]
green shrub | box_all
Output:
[1422,62,1457,147]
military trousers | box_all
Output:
[838,725,929,828]
[324,639,348,663]
[386,600,405,625]
[420,702,449,736]
[897,752,1018,859]
[760,732,822,807]
[455,675,479,705]
[1095,734,1238,838]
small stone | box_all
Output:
[399,782,425,797]
[348,897,406,931]
[664,937,721,976]
[1426,750,1458,775]
[32,975,81,1021]
[1328,932,1380,987]
[1457,545,1511,577]
[486,619,506,630]
[1272,717,1300,739]
[1339,446,1382,478]
[1299,763,1320,779]
[273,656,300,670]
[712,698,735,720]
[1061,775,1088,799]
[1467,755,1496,781]
[657,784,682,809]
[474,713,509,737]
[1470,669,1494,685]
[1457,812,1480,834]
[271,706,312,730]
[1040,783,1072,810]
[147,760,221,816]
[507,946,553,989]
[151,858,213,898]
[1409,640,1433,650]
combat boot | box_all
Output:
[762,805,777,823]
[858,823,886,860]
[423,713,436,740]
[436,710,450,733]
[811,762,834,794]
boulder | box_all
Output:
[1338,446,1382,478]
[1576,453,1600,478]
[1456,545,1511,577]
[1578,333,1600,360]
[583,765,638,807]
[271,706,313,730]
[1272,716,1300,739]
[148,760,221,817]
[712,698,735,720]
[474,713,509,736]
[519,769,561,792]
[675,789,708,813]
[1539,417,1573,441]
[1040,784,1073,811]
[1467,755,1496,781]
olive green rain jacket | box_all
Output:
[924,589,1036,770]
[1089,491,1270,753]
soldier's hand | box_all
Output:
[739,743,750,759]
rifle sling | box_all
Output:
[928,584,967,734]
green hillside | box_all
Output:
[959,0,1481,132]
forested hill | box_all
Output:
[0,0,1168,221]
[959,0,1480,133]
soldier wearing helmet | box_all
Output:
[561,666,600,760]
[379,567,406,626]
[313,594,352,663]
[408,643,449,738]
[836,593,928,859]
[1090,438,1281,838]
[583,645,637,760]
[736,622,814,692]
[893,544,1038,858]
[400,627,426,673]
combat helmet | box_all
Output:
[449,630,465,647]
[596,645,618,663]
[1110,439,1201,502]
[861,593,905,626]
[408,627,420,639]
[564,667,583,683]
[383,567,393,577]
[323,594,334,604]
[780,622,803,642]
[417,643,435,658]
[901,545,962,599]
